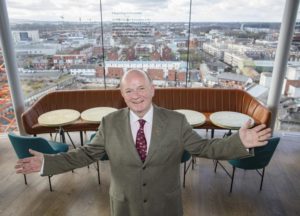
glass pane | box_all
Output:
[191,0,285,90]
[3,0,299,133]
[278,8,300,132]
[0,53,17,133]
[104,1,190,88]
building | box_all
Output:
[12,30,40,43]
[147,69,164,80]
[135,44,155,59]
[150,50,161,61]
[108,50,119,61]
[217,72,251,89]
[160,46,172,61]
[107,67,124,79]
[203,43,225,60]
[69,65,97,76]
[104,61,187,72]
[223,51,249,68]
[15,43,58,56]
[259,72,272,88]
[286,66,300,80]
[283,66,300,96]
[53,54,87,69]
[288,83,300,97]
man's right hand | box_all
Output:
[15,149,44,174]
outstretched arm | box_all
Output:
[15,119,107,176]
[15,149,44,174]
[239,120,272,149]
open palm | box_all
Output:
[239,120,272,149]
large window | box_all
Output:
[2,0,299,133]
[0,52,17,133]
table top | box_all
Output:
[209,111,254,129]
[38,109,80,127]
[175,109,206,127]
[81,107,118,123]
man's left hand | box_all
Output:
[239,119,272,149]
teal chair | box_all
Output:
[88,133,191,187]
[214,137,280,192]
[8,132,69,191]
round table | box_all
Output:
[175,109,206,173]
[175,109,206,127]
[38,109,80,127]
[38,109,80,144]
[81,107,118,123]
[209,111,254,130]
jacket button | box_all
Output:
[143,183,147,186]
[144,199,147,203]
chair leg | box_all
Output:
[80,131,84,146]
[191,156,195,170]
[182,159,193,188]
[214,160,218,173]
[183,162,187,188]
[96,161,100,185]
[54,132,58,141]
[66,132,76,149]
[23,174,27,185]
[260,168,265,191]
[48,176,53,192]
[230,166,236,193]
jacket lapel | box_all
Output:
[118,108,142,163]
[145,106,167,164]
[118,106,167,165]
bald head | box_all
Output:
[120,69,155,118]
[120,70,152,89]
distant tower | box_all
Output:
[240,23,244,31]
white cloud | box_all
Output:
[6,0,287,22]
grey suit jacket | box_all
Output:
[43,105,250,216]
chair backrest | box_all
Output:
[8,133,57,159]
[229,137,280,170]
[181,150,191,163]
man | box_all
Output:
[15,69,271,216]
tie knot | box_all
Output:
[138,119,146,128]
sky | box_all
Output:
[6,0,288,23]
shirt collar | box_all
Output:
[130,104,153,124]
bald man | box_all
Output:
[16,69,271,216]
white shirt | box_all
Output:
[129,105,153,154]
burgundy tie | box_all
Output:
[136,119,147,162]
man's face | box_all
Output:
[121,72,155,118]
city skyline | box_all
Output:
[6,0,287,23]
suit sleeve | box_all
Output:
[181,115,252,160]
[41,118,107,176]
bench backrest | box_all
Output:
[22,88,271,134]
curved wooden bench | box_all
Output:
[22,88,271,135]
